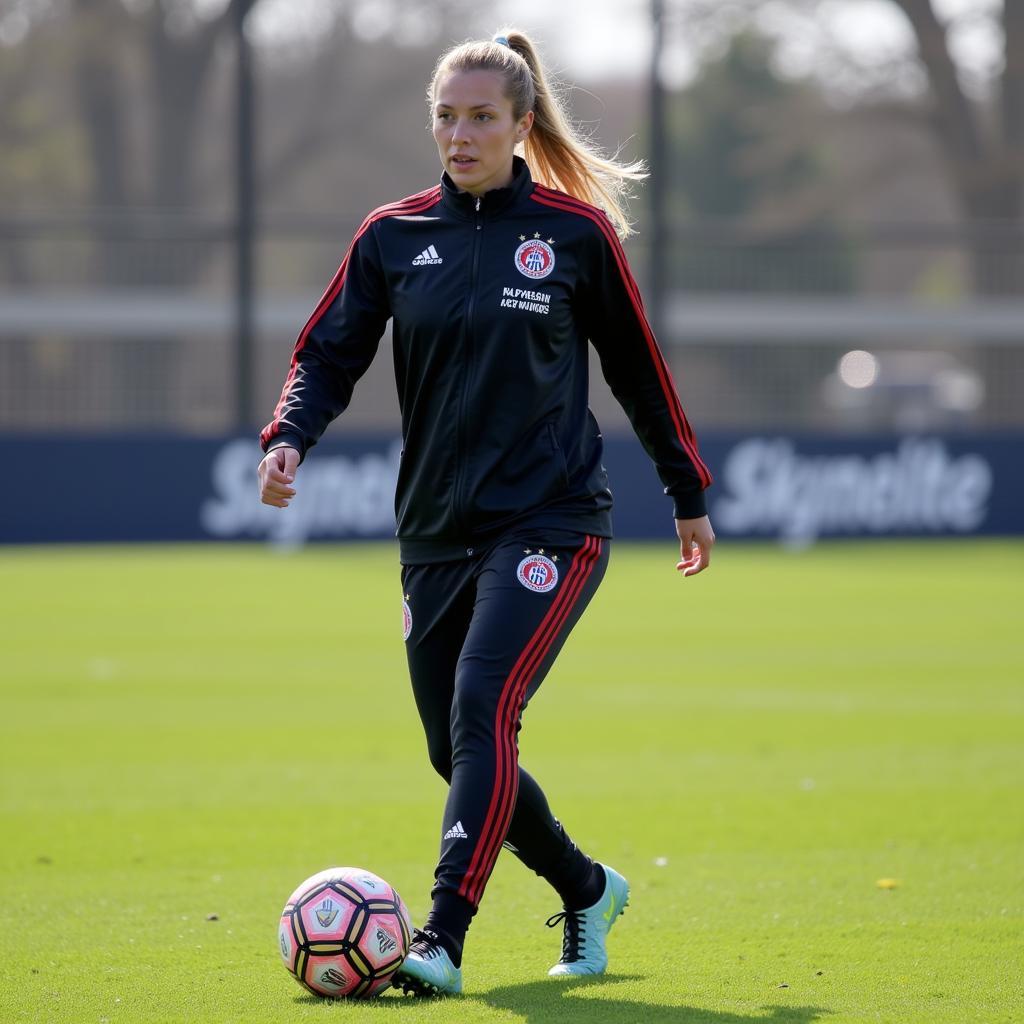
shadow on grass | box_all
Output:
[476,976,828,1023]
[295,974,830,1022]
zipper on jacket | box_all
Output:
[451,194,484,547]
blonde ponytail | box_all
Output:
[429,29,647,238]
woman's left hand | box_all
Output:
[675,515,715,577]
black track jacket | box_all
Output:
[260,157,712,564]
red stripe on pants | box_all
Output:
[458,536,603,906]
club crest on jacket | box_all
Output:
[514,236,555,280]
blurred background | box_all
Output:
[1,0,1021,544]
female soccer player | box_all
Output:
[258,29,715,997]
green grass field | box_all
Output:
[1,540,1021,1023]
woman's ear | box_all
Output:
[516,110,535,143]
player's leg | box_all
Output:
[396,534,624,995]
[395,558,474,996]
[403,557,599,901]
[401,559,475,785]
[405,532,609,989]
[502,767,606,910]
[463,536,628,976]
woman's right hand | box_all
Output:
[258,446,300,507]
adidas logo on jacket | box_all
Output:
[412,245,443,266]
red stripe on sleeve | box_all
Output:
[530,187,712,489]
[261,187,441,449]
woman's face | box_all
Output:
[432,69,533,196]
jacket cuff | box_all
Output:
[671,488,708,520]
[262,432,306,464]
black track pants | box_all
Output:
[402,530,609,911]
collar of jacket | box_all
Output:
[439,155,534,220]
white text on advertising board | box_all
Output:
[712,438,992,543]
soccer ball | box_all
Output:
[278,866,413,999]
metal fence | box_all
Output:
[1,215,1022,434]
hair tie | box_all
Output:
[494,36,510,48]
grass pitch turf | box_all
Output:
[0,540,1021,1023]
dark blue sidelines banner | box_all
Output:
[3,433,1021,545]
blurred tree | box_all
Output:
[670,0,1022,294]
[0,29,84,285]
[72,0,235,219]
[666,30,857,293]
[672,32,810,219]
[661,30,857,426]
[67,0,244,286]
[0,0,475,287]
[893,0,1019,225]
[0,0,474,427]
[892,0,1021,294]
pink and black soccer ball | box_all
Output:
[278,867,413,998]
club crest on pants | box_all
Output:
[402,598,412,641]
[516,553,559,593]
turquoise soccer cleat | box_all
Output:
[546,863,630,976]
[392,928,463,997]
